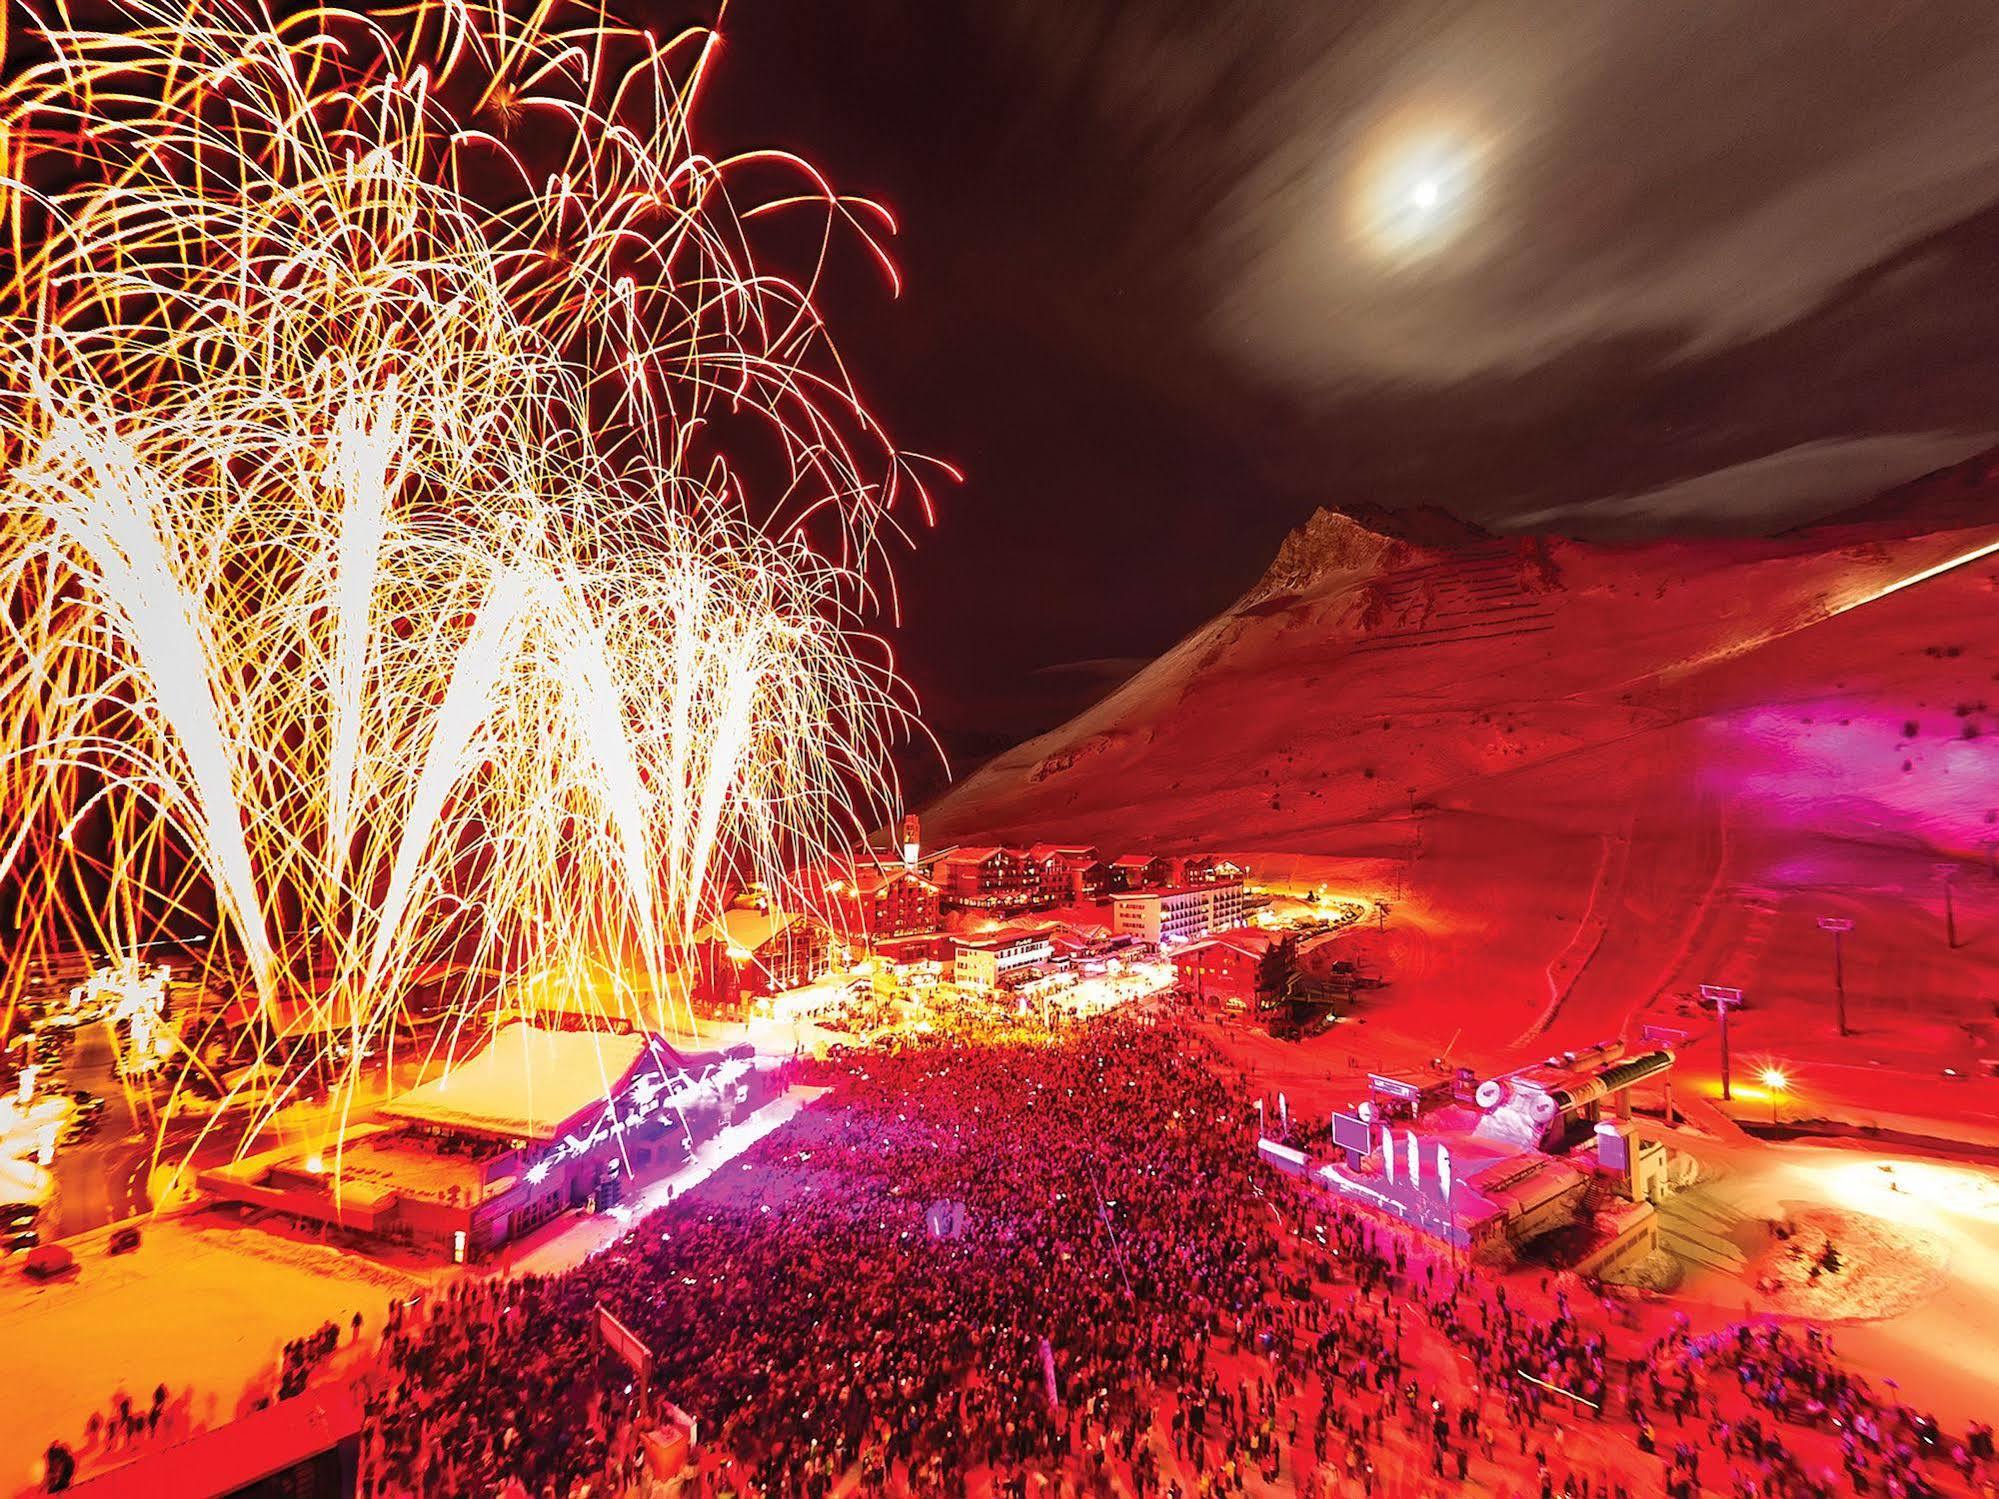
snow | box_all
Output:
[383,1023,648,1142]
[0,1210,414,1492]
[1747,1204,1949,1321]
[692,906,811,954]
[1682,1145,1999,1428]
[929,497,1999,1142]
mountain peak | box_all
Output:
[1244,503,1488,605]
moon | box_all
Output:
[1349,121,1485,265]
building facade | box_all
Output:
[934,847,1007,905]
[1110,880,1245,947]
[1181,855,1248,885]
[831,866,941,941]
[952,928,1055,990]
[1170,928,1275,1009]
[695,906,832,1007]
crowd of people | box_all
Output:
[358,1016,1290,1496]
[343,1014,1993,1498]
[38,1010,1996,1498]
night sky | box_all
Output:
[705,1,1999,777]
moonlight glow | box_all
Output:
[1349,124,1484,263]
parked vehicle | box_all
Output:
[21,1242,75,1279]
[107,1226,141,1255]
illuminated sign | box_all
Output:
[528,1056,751,1179]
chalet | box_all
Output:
[1046,924,1120,963]
[1171,927,1276,1010]
[1031,844,1107,901]
[1107,854,1156,892]
[1181,855,1248,885]
[935,846,1007,905]
[829,864,941,941]
[694,906,831,1006]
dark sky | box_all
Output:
[702,0,1999,776]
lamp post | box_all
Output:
[1760,1068,1787,1125]
[1817,917,1853,1037]
[1700,984,1744,1102]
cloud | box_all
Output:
[985,1,1999,386]
[1502,431,1999,538]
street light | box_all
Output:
[1760,1068,1787,1125]
[1818,916,1853,1037]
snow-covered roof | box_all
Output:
[383,1023,650,1142]
[1172,927,1275,961]
[1047,923,1112,950]
[937,845,1003,865]
[850,865,935,894]
[695,907,815,953]
[1454,1154,1586,1220]
[955,925,1051,952]
[1110,854,1154,868]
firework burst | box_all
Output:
[0,0,940,1150]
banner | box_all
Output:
[596,1301,653,1378]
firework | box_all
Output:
[0,0,940,1152]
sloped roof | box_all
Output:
[851,864,936,895]
[1172,927,1275,961]
[955,925,1053,951]
[383,1022,650,1142]
[1110,853,1153,868]
[695,906,818,953]
[937,845,1003,865]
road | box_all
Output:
[45,1029,152,1236]
[41,1028,383,1239]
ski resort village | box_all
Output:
[6,3,1999,1497]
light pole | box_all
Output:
[1817,916,1853,1037]
[1760,1068,1787,1125]
[1935,863,1960,950]
[1700,984,1744,1102]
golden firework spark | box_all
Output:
[0,0,941,1155]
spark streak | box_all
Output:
[0,0,937,1156]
